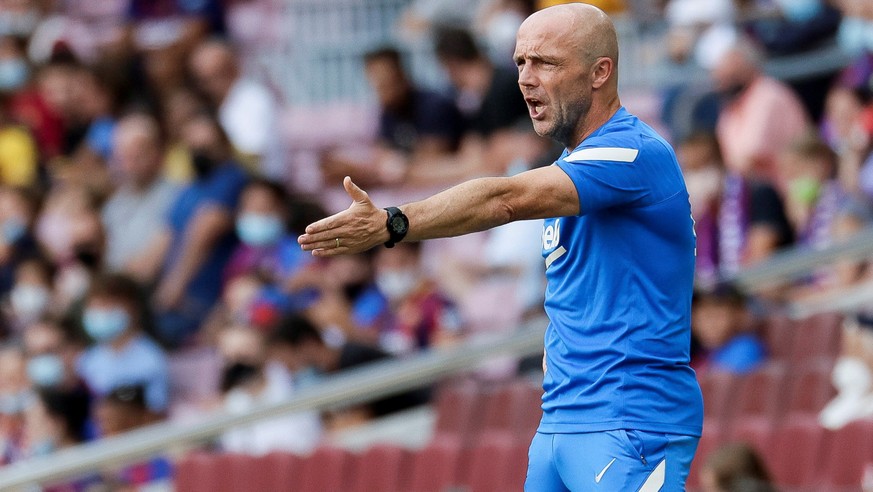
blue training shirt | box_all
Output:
[539,107,703,437]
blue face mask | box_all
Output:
[236,213,285,247]
[0,58,29,92]
[2,218,26,244]
[774,0,822,22]
[838,17,873,56]
[83,307,130,343]
[27,354,65,388]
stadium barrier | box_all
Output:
[0,322,546,490]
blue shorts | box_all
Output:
[525,430,699,492]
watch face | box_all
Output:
[390,215,408,234]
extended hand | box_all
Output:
[298,177,389,256]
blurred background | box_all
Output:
[0,0,871,490]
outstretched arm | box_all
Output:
[297,165,578,256]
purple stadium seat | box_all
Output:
[763,314,795,361]
[789,314,842,365]
[698,370,741,421]
[463,433,517,492]
[687,423,721,490]
[726,417,774,459]
[480,380,543,440]
[297,446,351,492]
[347,444,407,492]
[823,419,873,489]
[733,362,787,422]
[175,452,221,492]
[784,359,836,416]
[261,452,302,492]
[404,437,462,492]
[433,380,482,442]
[769,416,827,488]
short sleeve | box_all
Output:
[557,139,685,215]
[557,147,649,214]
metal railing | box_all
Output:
[0,324,546,490]
[726,226,873,291]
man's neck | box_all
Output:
[566,96,622,152]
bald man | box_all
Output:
[299,4,703,490]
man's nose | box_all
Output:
[518,64,538,88]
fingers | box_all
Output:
[343,176,370,204]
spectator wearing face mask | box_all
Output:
[22,320,87,395]
[224,178,316,311]
[0,186,40,297]
[361,242,463,354]
[3,258,54,334]
[150,112,248,347]
[76,274,169,414]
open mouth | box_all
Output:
[525,97,545,120]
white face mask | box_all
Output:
[10,284,51,322]
[224,389,255,414]
[375,270,419,301]
[684,167,723,217]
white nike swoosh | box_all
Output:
[595,458,617,483]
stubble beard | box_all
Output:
[539,95,591,149]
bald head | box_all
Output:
[521,3,619,70]
[514,3,622,148]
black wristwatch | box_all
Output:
[384,207,409,248]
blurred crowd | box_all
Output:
[0,0,870,490]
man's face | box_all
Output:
[514,24,591,147]
[365,57,408,110]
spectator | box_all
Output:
[778,133,848,250]
[159,86,204,183]
[225,178,312,291]
[835,0,873,57]
[691,285,766,374]
[151,112,248,346]
[102,112,180,274]
[188,39,282,176]
[22,319,87,393]
[22,387,91,457]
[431,26,546,181]
[0,345,29,464]
[700,443,776,492]
[677,132,792,281]
[77,274,169,414]
[94,385,173,489]
[366,242,462,354]
[267,314,429,425]
[21,388,101,491]
[218,331,322,456]
[3,258,54,334]
[321,46,464,188]
[712,37,811,185]
[0,39,39,188]
[0,186,41,296]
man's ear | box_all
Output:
[591,57,614,90]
